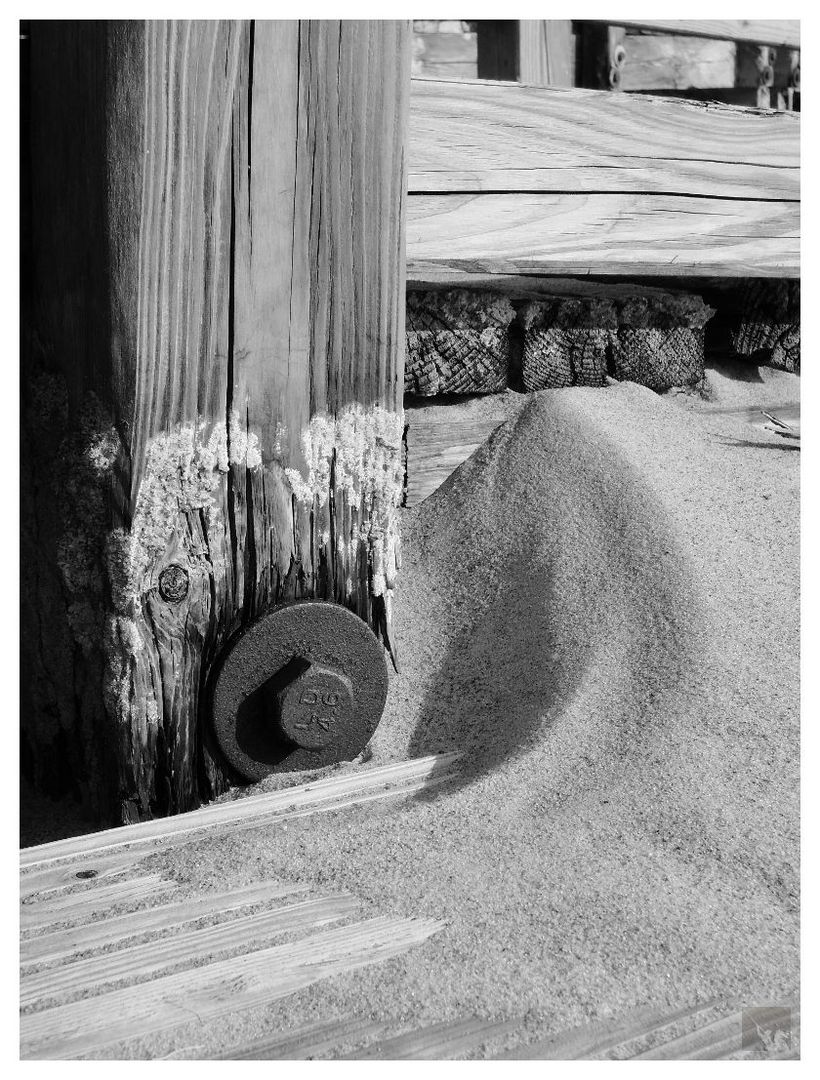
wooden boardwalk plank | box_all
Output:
[407,193,799,280]
[212,1018,388,1060]
[343,1017,518,1059]
[20,754,462,869]
[20,880,308,967]
[633,1004,799,1060]
[20,875,175,932]
[496,999,722,1060]
[21,915,444,1059]
[21,895,359,1006]
[20,850,151,900]
[409,78,799,201]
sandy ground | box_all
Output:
[23,362,800,1058]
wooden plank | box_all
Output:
[21,915,444,1059]
[519,21,574,87]
[609,21,799,48]
[21,894,359,1006]
[20,850,149,899]
[343,1017,518,1059]
[211,1018,387,1060]
[21,880,308,967]
[22,19,412,823]
[407,194,799,279]
[497,999,724,1060]
[405,396,526,508]
[619,34,735,90]
[20,754,462,868]
[20,875,175,932]
[409,79,800,201]
[632,1004,799,1060]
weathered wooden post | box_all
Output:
[21,20,411,824]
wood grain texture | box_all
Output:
[20,850,149,899]
[20,875,175,931]
[519,21,574,87]
[404,396,525,508]
[409,78,800,200]
[21,880,308,967]
[619,34,735,90]
[343,1017,518,1059]
[21,894,359,1006]
[211,1018,388,1060]
[20,753,462,868]
[21,915,443,1059]
[22,21,411,823]
[610,21,799,48]
[407,193,799,279]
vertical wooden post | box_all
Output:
[477,20,575,86]
[21,20,411,824]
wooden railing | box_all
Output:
[407,77,799,281]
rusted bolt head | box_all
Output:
[158,564,189,603]
[273,662,354,750]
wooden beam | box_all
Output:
[21,880,309,966]
[409,78,799,200]
[407,193,798,279]
[608,21,799,48]
[21,895,360,1006]
[21,915,444,1059]
[22,21,411,823]
[20,753,462,868]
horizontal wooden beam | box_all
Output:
[609,20,799,48]
[406,194,798,279]
[409,79,799,201]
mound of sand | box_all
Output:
[139,374,799,1058]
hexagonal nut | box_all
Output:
[275,663,354,750]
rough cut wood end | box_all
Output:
[730,280,800,373]
[405,290,515,396]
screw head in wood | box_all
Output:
[158,564,189,603]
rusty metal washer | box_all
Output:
[211,601,389,781]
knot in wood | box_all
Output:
[158,563,189,603]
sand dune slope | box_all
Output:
[142,379,798,1058]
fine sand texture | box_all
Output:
[110,366,799,1059]
[23,365,797,1059]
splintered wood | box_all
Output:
[20,754,458,1059]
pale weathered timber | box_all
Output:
[619,33,735,90]
[609,21,799,48]
[211,1018,388,1060]
[20,875,175,932]
[341,1017,518,1060]
[729,280,800,372]
[22,21,411,824]
[20,753,462,868]
[407,193,798,280]
[408,78,799,200]
[20,894,359,1006]
[474,21,574,86]
[20,849,149,900]
[404,395,526,508]
[21,915,444,1059]
[405,291,515,396]
[21,880,309,967]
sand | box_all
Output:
[24,361,799,1058]
[101,362,798,1059]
